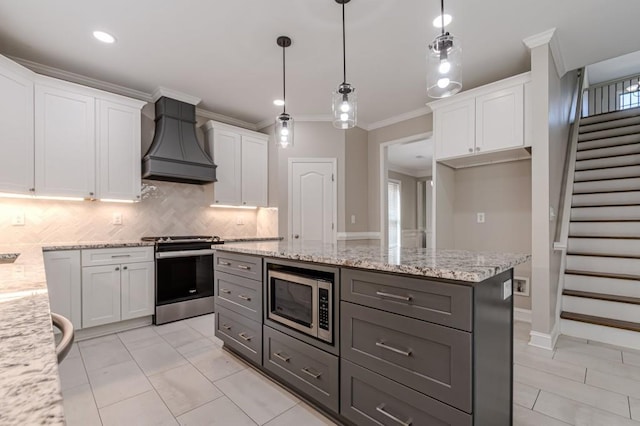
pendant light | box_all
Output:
[427,0,462,98]
[332,0,357,129]
[275,36,294,148]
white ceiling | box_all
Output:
[387,139,433,177]
[1,1,640,128]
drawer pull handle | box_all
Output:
[376,291,412,302]
[237,294,251,301]
[238,332,252,341]
[220,288,231,294]
[376,341,412,357]
[376,403,412,426]
[273,351,290,362]
[219,261,231,266]
[111,254,131,258]
[237,264,251,270]
[300,367,322,379]
[221,324,232,330]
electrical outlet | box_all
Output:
[351,215,356,224]
[503,279,512,300]
[477,212,485,223]
[13,265,25,279]
[112,213,123,225]
[236,215,244,225]
[514,277,530,296]
[11,212,25,226]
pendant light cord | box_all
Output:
[282,43,286,114]
[342,2,347,84]
[440,0,445,36]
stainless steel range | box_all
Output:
[141,236,224,325]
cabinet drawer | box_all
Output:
[341,268,472,331]
[263,326,339,413]
[215,271,261,321]
[215,252,262,281]
[82,246,154,267]
[341,302,472,412]
[341,359,471,426]
[215,305,262,365]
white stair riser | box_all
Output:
[569,221,640,238]
[573,177,640,194]
[571,206,640,221]
[580,115,640,134]
[576,143,640,161]
[572,191,640,207]
[574,165,640,182]
[561,319,640,351]
[575,154,640,171]
[578,133,640,151]
[562,296,640,323]
[580,107,640,126]
[564,273,640,298]
[578,124,640,142]
[568,237,640,257]
[566,255,640,276]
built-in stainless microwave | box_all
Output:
[267,270,333,343]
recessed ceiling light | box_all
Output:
[432,14,452,28]
[93,30,116,44]
[273,99,285,106]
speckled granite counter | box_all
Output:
[223,236,284,243]
[0,244,64,425]
[0,239,154,425]
[215,241,530,282]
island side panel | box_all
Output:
[473,269,513,426]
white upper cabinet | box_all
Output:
[0,55,35,194]
[97,99,144,201]
[211,128,242,205]
[431,72,531,167]
[35,77,96,198]
[203,120,269,207]
[241,135,268,206]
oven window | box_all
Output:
[156,255,213,305]
[271,278,313,327]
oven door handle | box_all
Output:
[156,249,216,259]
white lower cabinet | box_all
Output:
[120,261,155,321]
[43,250,82,330]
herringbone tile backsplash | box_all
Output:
[0,181,278,244]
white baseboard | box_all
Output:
[528,322,560,351]
[337,232,381,241]
[75,316,153,342]
[514,308,532,323]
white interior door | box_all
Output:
[289,159,336,243]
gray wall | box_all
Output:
[388,170,417,230]
[345,127,370,232]
[452,160,533,310]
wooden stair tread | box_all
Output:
[560,311,640,332]
[563,289,640,305]
[565,270,640,281]
[569,235,640,240]
[567,252,640,259]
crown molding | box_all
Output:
[367,106,431,131]
[196,108,258,131]
[151,86,200,105]
[522,28,566,78]
[10,56,153,102]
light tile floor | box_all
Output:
[59,316,640,425]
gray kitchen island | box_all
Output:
[213,241,530,426]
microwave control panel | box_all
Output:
[318,287,330,331]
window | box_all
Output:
[619,91,640,110]
[388,179,401,248]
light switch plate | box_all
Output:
[477,212,485,223]
[503,279,513,300]
[112,213,123,225]
[11,212,25,226]
[351,215,356,224]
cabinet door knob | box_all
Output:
[468,148,473,152]
[294,234,299,239]
[115,267,120,271]
[89,192,94,196]
[476,147,481,151]
[243,201,247,205]
[123,266,127,270]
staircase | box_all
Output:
[559,106,640,349]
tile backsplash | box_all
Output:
[0,181,278,244]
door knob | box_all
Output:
[294,234,299,239]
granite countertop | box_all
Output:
[0,244,65,425]
[215,241,531,282]
[223,236,284,243]
[42,240,154,251]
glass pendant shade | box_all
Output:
[427,33,462,98]
[332,83,357,129]
[275,112,294,148]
